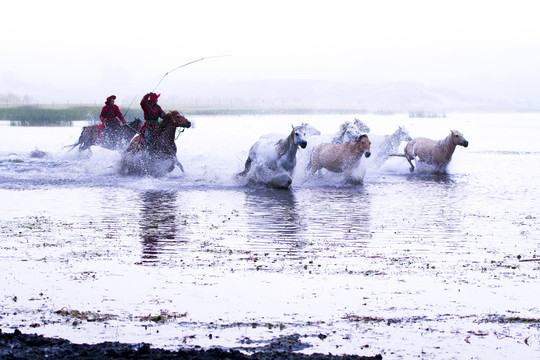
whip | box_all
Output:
[152,54,231,93]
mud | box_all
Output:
[0,329,382,360]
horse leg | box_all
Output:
[309,152,321,174]
[406,157,415,172]
[174,157,184,172]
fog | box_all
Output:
[2,0,540,109]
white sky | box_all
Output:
[2,0,540,103]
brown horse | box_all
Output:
[65,119,143,151]
[401,130,469,173]
[120,111,191,176]
[309,134,372,174]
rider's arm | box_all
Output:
[99,106,107,122]
[115,105,126,123]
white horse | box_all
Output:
[332,121,364,144]
[370,126,412,166]
[354,118,371,134]
[237,125,308,189]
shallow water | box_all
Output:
[0,113,539,359]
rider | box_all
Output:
[99,95,126,145]
[139,92,165,150]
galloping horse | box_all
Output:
[332,121,364,144]
[237,125,308,189]
[120,111,191,176]
[370,126,412,166]
[65,119,143,151]
[398,130,469,173]
[354,118,371,134]
[310,134,372,175]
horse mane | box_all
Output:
[356,134,368,142]
[158,111,178,129]
[276,128,295,159]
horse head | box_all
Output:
[357,134,372,158]
[397,126,412,142]
[450,130,469,148]
[164,111,192,128]
[339,121,362,143]
[299,122,321,137]
[292,125,307,149]
[354,118,371,134]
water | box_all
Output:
[0,113,539,359]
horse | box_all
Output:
[369,126,412,166]
[395,130,469,173]
[309,134,372,176]
[65,118,143,151]
[332,121,365,144]
[237,125,308,189]
[354,118,371,134]
[119,111,191,176]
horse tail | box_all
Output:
[63,133,84,151]
[237,157,252,177]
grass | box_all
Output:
[0,104,367,126]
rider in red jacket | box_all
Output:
[100,95,126,144]
[139,92,165,149]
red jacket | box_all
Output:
[140,93,165,122]
[100,104,125,123]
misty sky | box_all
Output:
[2,0,539,104]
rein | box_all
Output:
[175,128,185,140]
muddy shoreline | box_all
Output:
[0,329,382,360]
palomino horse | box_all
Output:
[399,130,469,173]
[120,111,191,176]
[237,125,308,189]
[65,119,143,151]
[310,134,372,175]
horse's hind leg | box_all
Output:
[406,157,415,172]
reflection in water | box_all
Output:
[299,187,372,245]
[243,188,305,253]
[404,174,463,237]
[139,190,183,264]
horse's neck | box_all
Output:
[157,121,176,140]
[277,133,293,156]
[438,134,457,156]
[391,129,402,140]
[276,135,298,169]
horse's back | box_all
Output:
[405,137,437,156]
[311,142,349,172]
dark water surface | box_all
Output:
[1,114,539,359]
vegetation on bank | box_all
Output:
[0,106,99,126]
[0,105,367,126]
